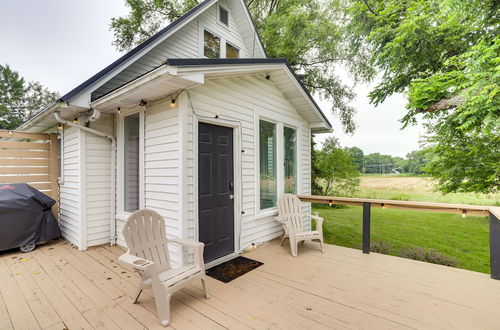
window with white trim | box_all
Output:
[259,120,277,210]
[226,42,240,58]
[284,126,297,194]
[123,113,140,212]
[204,30,220,58]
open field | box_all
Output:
[313,176,498,274]
[354,175,500,206]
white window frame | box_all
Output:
[255,112,303,219]
[225,41,240,59]
[283,124,299,195]
[256,116,281,216]
[116,107,145,218]
[201,28,222,58]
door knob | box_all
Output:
[229,194,235,200]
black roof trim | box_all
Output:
[167,58,332,128]
[166,58,286,66]
[59,0,214,102]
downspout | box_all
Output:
[54,112,117,246]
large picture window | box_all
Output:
[124,113,140,212]
[259,120,277,210]
[204,30,220,58]
[284,126,297,194]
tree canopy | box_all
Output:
[347,0,499,193]
[314,137,360,196]
[0,64,59,130]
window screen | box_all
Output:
[284,127,297,194]
[124,113,140,212]
[259,120,277,209]
[204,30,220,58]
[226,43,240,58]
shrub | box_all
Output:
[370,240,393,254]
[398,247,459,267]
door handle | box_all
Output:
[229,194,235,200]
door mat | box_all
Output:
[206,256,263,283]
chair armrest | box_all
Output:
[170,237,204,248]
[303,214,323,221]
[169,238,205,269]
[303,214,324,234]
[118,252,155,272]
[274,216,286,224]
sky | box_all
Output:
[0,0,423,157]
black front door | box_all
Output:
[198,122,235,263]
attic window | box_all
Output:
[219,6,229,26]
[226,43,239,58]
[204,30,220,58]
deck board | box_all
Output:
[1,239,500,329]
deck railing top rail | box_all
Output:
[298,194,498,218]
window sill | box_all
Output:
[255,208,278,220]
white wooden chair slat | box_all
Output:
[276,194,325,257]
[119,209,209,327]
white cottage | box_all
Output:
[19,0,332,266]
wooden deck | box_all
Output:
[2,239,500,330]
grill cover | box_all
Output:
[0,183,61,251]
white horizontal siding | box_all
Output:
[184,74,312,251]
[85,113,114,247]
[114,103,183,266]
[59,126,80,246]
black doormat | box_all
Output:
[206,256,263,283]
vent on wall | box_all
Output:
[219,6,229,26]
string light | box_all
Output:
[170,98,176,108]
[117,107,121,114]
[73,118,78,124]
[139,99,147,107]
[462,210,467,218]
[8,131,12,135]
[57,124,64,130]
[382,203,386,210]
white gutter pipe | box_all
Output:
[54,112,117,246]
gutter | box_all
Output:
[54,112,117,246]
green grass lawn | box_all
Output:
[312,176,497,274]
[313,205,490,273]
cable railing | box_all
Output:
[297,194,500,280]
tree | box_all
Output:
[403,150,428,175]
[0,64,59,130]
[346,0,499,192]
[344,146,364,171]
[110,0,376,133]
[315,137,360,196]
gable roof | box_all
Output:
[60,0,266,103]
[165,58,332,129]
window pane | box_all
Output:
[259,120,277,209]
[284,127,297,194]
[124,113,140,212]
[204,30,220,58]
[226,43,239,58]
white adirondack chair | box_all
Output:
[275,194,325,257]
[118,209,209,327]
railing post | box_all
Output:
[363,202,371,254]
[489,211,500,280]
